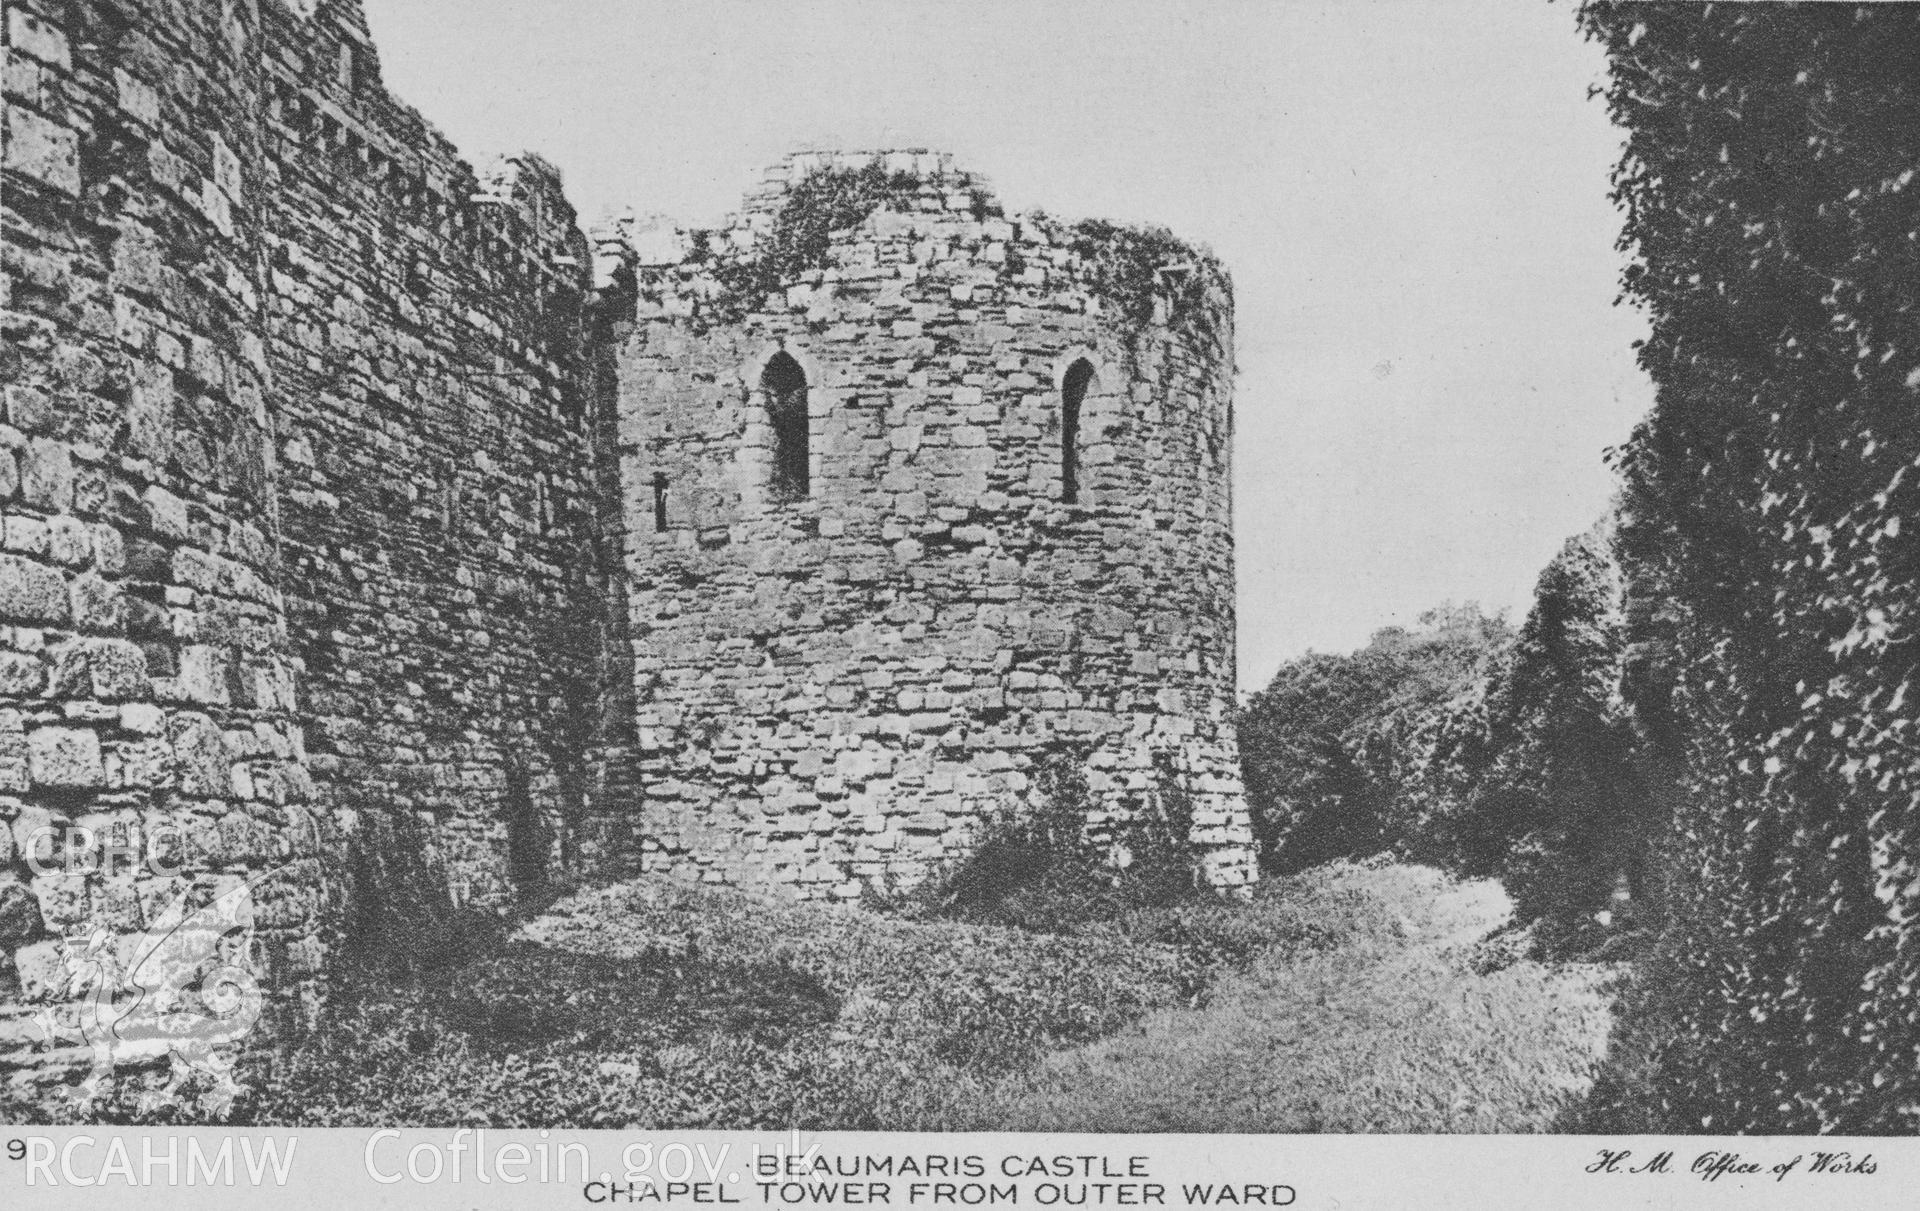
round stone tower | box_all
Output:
[597,151,1255,897]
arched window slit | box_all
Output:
[1062,359,1094,504]
[763,352,810,500]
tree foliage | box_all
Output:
[1578,1,1920,1132]
[1460,525,1644,932]
[1239,526,1650,944]
[1237,605,1512,870]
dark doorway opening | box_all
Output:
[503,763,548,894]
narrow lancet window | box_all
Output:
[652,472,669,532]
[1062,359,1093,504]
[763,352,810,500]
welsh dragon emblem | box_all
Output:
[32,869,281,1119]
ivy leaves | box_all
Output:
[1578,1,1920,1132]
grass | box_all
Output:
[950,860,1626,1132]
[30,857,1624,1130]
[236,874,1253,1128]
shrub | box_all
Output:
[1236,604,1512,869]
[915,748,1210,934]
[692,158,926,323]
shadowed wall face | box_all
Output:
[0,0,320,1102]
[0,0,629,1107]
[251,1,620,922]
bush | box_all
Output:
[1236,525,1663,955]
[905,749,1209,933]
[1237,605,1512,870]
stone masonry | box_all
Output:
[1,0,1253,1107]
[598,153,1254,896]
[0,0,627,1106]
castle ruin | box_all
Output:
[0,0,1252,1101]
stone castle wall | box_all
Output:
[2,0,325,1091]
[250,0,628,919]
[598,153,1255,896]
[1,0,626,1103]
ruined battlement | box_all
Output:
[600,150,1231,350]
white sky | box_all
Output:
[361,0,1652,696]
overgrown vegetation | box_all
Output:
[1571,2,1920,1133]
[1403,525,1651,946]
[15,763,1620,1132]
[223,829,1340,1131]
[868,861,1623,1133]
[673,158,1228,353]
[1237,602,1512,868]
[1238,525,1654,950]
[691,158,926,323]
[209,751,1338,1129]
[1067,219,1231,345]
[883,750,1214,937]
[131,854,1607,1133]
[222,877,1198,1129]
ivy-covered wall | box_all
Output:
[1582,1,1920,1132]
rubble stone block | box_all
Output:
[0,872,40,947]
[114,68,160,125]
[7,10,71,68]
[0,555,69,624]
[172,644,231,705]
[3,384,52,434]
[3,105,80,195]
[67,574,125,633]
[13,938,67,1002]
[27,872,87,926]
[0,652,44,695]
[21,439,74,511]
[4,515,50,556]
[50,638,150,701]
[169,713,229,797]
[27,726,104,789]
